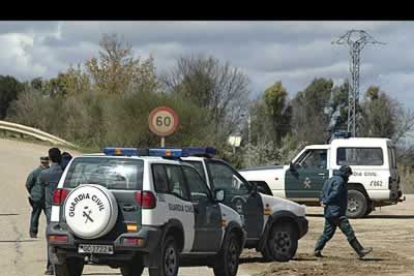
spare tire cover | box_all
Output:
[64,184,118,239]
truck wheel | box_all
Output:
[149,236,179,276]
[55,258,84,276]
[121,256,144,276]
[347,189,367,219]
[213,232,240,276]
[263,223,298,262]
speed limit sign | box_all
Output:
[148,106,179,137]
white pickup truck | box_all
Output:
[239,136,405,218]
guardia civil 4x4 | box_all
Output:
[47,147,246,276]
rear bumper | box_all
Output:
[297,217,309,239]
[47,222,162,264]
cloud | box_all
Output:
[0,21,411,110]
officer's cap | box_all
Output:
[40,156,49,162]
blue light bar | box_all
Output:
[148,149,183,157]
[182,147,217,156]
[103,148,139,156]
[333,132,351,139]
[103,147,217,158]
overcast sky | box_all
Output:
[0,21,413,108]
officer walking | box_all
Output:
[38,148,63,275]
[26,156,50,238]
[314,165,373,259]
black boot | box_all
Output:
[314,239,326,258]
[349,238,372,259]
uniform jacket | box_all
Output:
[320,169,348,218]
[39,163,63,209]
[26,167,45,202]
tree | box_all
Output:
[291,78,334,144]
[360,86,414,143]
[85,33,157,96]
[161,55,250,140]
[0,75,24,119]
[263,81,292,146]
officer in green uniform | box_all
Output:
[314,165,373,259]
[38,148,63,275]
[26,156,50,238]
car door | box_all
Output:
[182,165,222,253]
[285,149,328,200]
[206,160,264,241]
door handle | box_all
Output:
[318,173,325,176]
[122,205,136,212]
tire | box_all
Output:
[262,223,298,262]
[347,189,368,219]
[55,258,84,276]
[121,256,145,276]
[213,232,240,276]
[149,236,179,276]
[364,206,373,217]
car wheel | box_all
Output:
[55,258,84,276]
[213,232,240,276]
[347,189,368,219]
[149,236,179,276]
[121,256,145,276]
[263,223,298,262]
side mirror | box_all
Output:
[289,162,295,171]
[214,189,225,202]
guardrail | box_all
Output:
[0,120,78,148]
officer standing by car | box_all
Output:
[38,147,63,275]
[314,165,373,259]
[26,156,50,238]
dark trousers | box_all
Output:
[45,207,52,271]
[29,200,46,234]
[315,216,356,251]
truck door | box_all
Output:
[206,160,264,240]
[285,149,328,201]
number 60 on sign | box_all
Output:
[148,106,179,137]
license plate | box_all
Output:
[78,244,114,255]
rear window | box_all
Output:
[63,157,144,190]
[337,148,384,166]
[388,147,397,169]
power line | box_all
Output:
[332,30,385,137]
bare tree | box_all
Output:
[161,55,250,138]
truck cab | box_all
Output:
[240,135,405,218]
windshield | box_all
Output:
[63,157,144,190]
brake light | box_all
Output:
[135,191,156,209]
[53,189,68,205]
[49,235,68,243]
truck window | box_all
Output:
[388,147,397,169]
[207,161,250,195]
[182,166,211,201]
[164,165,190,200]
[181,161,206,181]
[296,149,327,169]
[337,148,383,166]
[152,164,169,193]
[64,157,144,190]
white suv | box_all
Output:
[240,134,405,218]
[47,147,246,276]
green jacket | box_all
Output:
[26,167,45,202]
[38,163,63,209]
